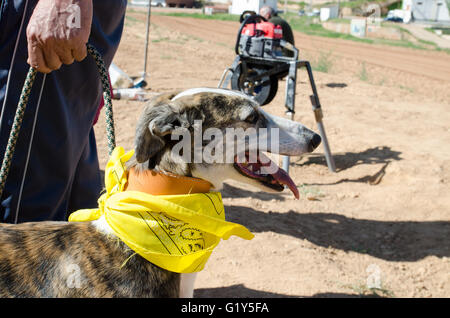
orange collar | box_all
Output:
[125,168,212,195]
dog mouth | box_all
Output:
[233,152,299,199]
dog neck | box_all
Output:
[125,168,212,195]
[92,168,213,235]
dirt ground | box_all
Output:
[94,10,450,298]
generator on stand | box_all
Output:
[219,11,336,173]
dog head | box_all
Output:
[132,88,321,198]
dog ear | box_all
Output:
[135,99,188,166]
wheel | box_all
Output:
[230,64,278,106]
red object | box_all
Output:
[241,22,283,39]
[242,23,256,36]
[93,75,113,125]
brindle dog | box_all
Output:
[0,88,321,297]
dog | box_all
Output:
[0,88,321,297]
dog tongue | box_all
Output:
[258,153,299,200]
[270,164,300,200]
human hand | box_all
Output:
[26,0,93,73]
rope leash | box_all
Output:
[86,44,116,154]
[0,44,116,198]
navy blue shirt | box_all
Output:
[0,0,127,223]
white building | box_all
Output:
[230,0,278,15]
[403,0,450,22]
[320,5,339,22]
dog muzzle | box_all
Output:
[68,147,253,273]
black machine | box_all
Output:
[219,11,336,172]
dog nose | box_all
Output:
[308,133,321,152]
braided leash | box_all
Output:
[86,44,116,154]
[0,44,116,198]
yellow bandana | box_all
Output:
[68,147,254,273]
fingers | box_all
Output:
[27,37,87,73]
[25,0,93,74]
[41,39,63,71]
[27,38,52,73]
[55,43,75,65]
[26,24,85,73]
[72,44,87,62]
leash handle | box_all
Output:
[0,67,37,198]
[0,44,116,198]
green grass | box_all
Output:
[124,13,141,27]
[286,0,307,10]
[377,76,386,86]
[427,27,450,35]
[359,62,369,81]
[153,11,240,22]
[126,7,240,22]
[125,8,450,54]
[328,18,351,24]
[312,51,334,73]
[436,47,450,54]
[282,13,450,53]
[298,184,325,200]
[417,38,438,47]
[160,54,174,60]
[151,37,170,43]
[317,0,387,9]
[399,84,414,93]
[387,1,403,11]
[283,13,443,51]
[283,14,375,44]
[345,282,396,298]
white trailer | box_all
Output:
[230,0,278,15]
[320,5,339,21]
[403,0,450,22]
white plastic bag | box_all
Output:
[109,63,134,89]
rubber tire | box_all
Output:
[231,64,278,106]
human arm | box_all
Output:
[26,0,93,73]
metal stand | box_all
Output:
[283,60,336,173]
[219,56,336,173]
[130,1,151,88]
[142,0,151,82]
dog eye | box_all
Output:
[245,112,259,124]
